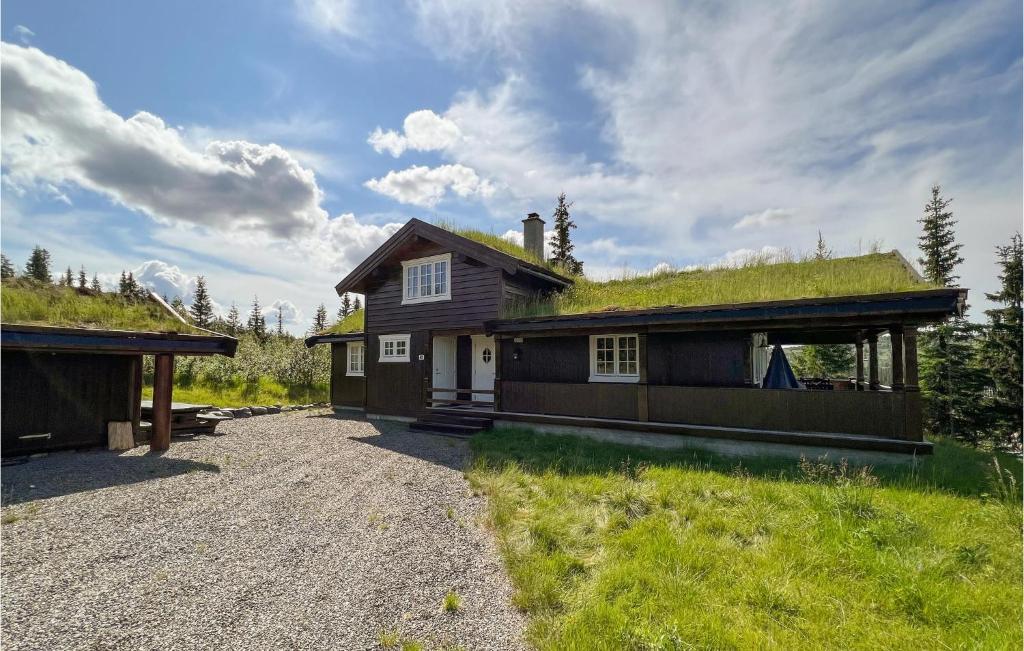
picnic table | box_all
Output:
[140,401,230,436]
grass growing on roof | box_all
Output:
[1,278,196,333]
[468,430,1022,650]
[433,219,568,274]
[505,251,938,318]
[322,308,364,334]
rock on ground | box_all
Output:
[1,411,526,650]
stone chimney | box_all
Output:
[522,212,545,261]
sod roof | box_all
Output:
[435,221,562,273]
[321,308,364,335]
[504,251,937,318]
[1,278,207,334]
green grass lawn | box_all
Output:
[468,431,1022,650]
[142,377,327,407]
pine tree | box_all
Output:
[276,305,285,336]
[814,231,832,260]
[918,185,964,286]
[247,296,267,342]
[61,266,74,287]
[118,271,129,297]
[339,293,352,320]
[1,253,15,279]
[353,296,362,311]
[795,344,854,378]
[225,303,241,335]
[170,296,190,320]
[77,266,87,289]
[915,185,984,442]
[189,276,215,327]
[314,303,328,333]
[90,274,102,292]
[24,246,52,283]
[980,233,1023,446]
[549,193,583,275]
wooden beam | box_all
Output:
[637,333,649,422]
[903,325,919,391]
[889,326,905,391]
[150,353,174,451]
[867,334,880,391]
[855,335,865,391]
[493,336,503,412]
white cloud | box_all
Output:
[368,109,462,157]
[364,163,494,207]
[13,25,34,45]
[733,208,794,230]
[1,43,326,239]
[293,0,361,39]
[263,299,303,328]
[500,228,555,259]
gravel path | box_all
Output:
[1,410,526,650]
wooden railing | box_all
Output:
[424,386,495,408]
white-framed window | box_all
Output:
[401,253,451,305]
[346,341,365,376]
[379,334,411,362]
[589,334,640,383]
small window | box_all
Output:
[589,334,640,383]
[346,342,365,376]
[379,334,411,362]
[481,348,492,363]
[401,254,451,305]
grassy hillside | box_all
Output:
[469,430,1022,650]
[1,279,195,333]
[506,252,937,318]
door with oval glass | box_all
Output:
[471,335,495,404]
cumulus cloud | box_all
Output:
[1,43,326,239]
[263,299,303,327]
[368,109,462,157]
[364,164,494,207]
[733,208,794,230]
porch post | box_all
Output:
[867,333,880,391]
[903,326,919,391]
[889,326,904,391]
[637,333,649,422]
[493,335,503,412]
[855,335,865,391]
[150,353,174,452]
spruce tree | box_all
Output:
[314,303,328,332]
[814,231,832,260]
[24,246,52,283]
[352,296,362,311]
[276,305,285,336]
[340,293,352,320]
[118,271,129,296]
[189,276,215,327]
[980,233,1023,445]
[62,266,74,287]
[225,303,241,335]
[916,185,984,442]
[170,296,190,320]
[796,344,854,378]
[91,274,102,292]
[918,185,964,285]
[549,193,583,275]
[247,296,267,342]
[1,253,15,279]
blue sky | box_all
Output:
[2,0,1021,332]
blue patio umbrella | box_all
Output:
[761,344,803,389]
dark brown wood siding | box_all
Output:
[365,241,502,333]
[501,335,589,383]
[330,343,365,409]
[647,332,749,387]
[500,380,639,420]
[1,351,137,455]
[364,330,430,417]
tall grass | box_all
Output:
[505,252,938,318]
[468,430,1023,650]
[142,376,327,407]
[1,279,191,332]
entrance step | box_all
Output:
[409,412,493,438]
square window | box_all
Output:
[402,254,452,304]
[591,334,639,382]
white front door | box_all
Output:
[432,336,457,402]
[471,335,496,403]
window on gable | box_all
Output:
[346,342,365,376]
[379,334,411,362]
[589,334,640,382]
[401,254,451,305]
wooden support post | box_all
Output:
[903,326,919,392]
[637,333,649,422]
[493,336,503,412]
[889,326,904,391]
[150,353,174,452]
[867,334,880,391]
[129,354,143,439]
[855,334,865,391]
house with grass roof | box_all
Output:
[308,215,967,454]
[1,278,236,455]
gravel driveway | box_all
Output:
[1,410,526,650]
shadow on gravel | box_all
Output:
[1,452,220,506]
[315,412,469,472]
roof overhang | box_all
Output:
[334,218,573,295]
[0,324,238,356]
[304,332,365,347]
[486,288,968,336]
